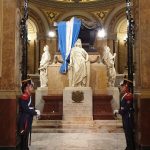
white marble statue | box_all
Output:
[39,45,51,87]
[69,39,89,87]
[102,45,116,87]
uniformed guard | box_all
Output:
[114,78,135,150]
[18,78,40,150]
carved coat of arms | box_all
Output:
[72,91,84,103]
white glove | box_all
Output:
[35,110,41,119]
[35,109,40,115]
[113,109,119,115]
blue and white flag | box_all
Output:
[58,17,81,74]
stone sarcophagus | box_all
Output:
[47,54,108,95]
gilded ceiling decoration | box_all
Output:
[55,0,98,3]
[43,10,59,22]
[93,10,109,21]
[30,0,125,9]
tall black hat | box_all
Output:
[21,78,34,92]
[120,76,133,86]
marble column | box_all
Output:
[134,0,150,149]
[0,0,2,77]
[0,0,21,148]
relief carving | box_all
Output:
[43,10,59,23]
[72,91,84,103]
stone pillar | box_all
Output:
[134,0,150,149]
[0,0,21,148]
[35,87,48,112]
[0,0,2,77]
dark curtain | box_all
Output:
[78,19,101,52]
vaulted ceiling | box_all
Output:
[31,0,123,3]
[52,0,98,2]
[30,0,125,9]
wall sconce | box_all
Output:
[48,30,56,38]
[97,28,106,38]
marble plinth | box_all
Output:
[41,95,63,120]
[47,64,68,95]
[63,87,93,122]
[47,59,108,96]
[93,94,114,120]
[35,87,48,112]
[107,87,120,110]
[90,63,108,95]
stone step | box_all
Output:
[32,125,123,133]
[32,120,94,128]
[33,119,122,125]
[32,127,98,133]
[33,119,94,124]
[32,119,123,133]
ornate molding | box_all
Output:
[104,3,126,30]
[107,8,126,34]
[0,91,19,99]
[134,89,150,99]
[43,9,59,23]
[57,10,99,23]
[54,55,100,64]
[53,0,98,3]
[28,8,46,34]
[30,0,125,10]
[89,55,100,63]
[0,80,16,90]
[92,10,110,22]
[28,3,50,34]
[54,55,63,64]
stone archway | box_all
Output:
[104,5,127,74]
[27,5,50,74]
[57,10,99,23]
[27,19,38,74]
[115,18,128,74]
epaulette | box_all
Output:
[21,93,30,101]
[125,92,133,101]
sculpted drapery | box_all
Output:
[102,46,116,87]
[39,45,51,87]
[69,39,89,87]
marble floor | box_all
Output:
[30,120,126,150]
[30,132,125,150]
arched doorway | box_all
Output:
[116,18,127,74]
[27,19,37,74]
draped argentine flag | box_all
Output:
[58,17,81,74]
